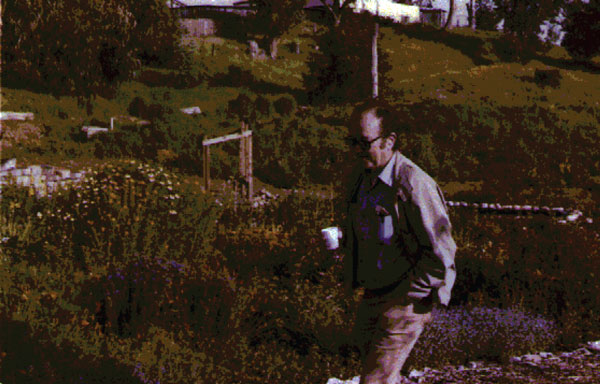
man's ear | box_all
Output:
[386,132,397,150]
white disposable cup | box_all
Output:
[321,226,342,250]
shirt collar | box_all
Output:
[376,151,397,187]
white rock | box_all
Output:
[522,354,543,364]
[566,210,582,222]
[180,106,202,115]
[326,376,360,384]
[0,112,34,120]
[1,158,17,171]
[586,340,600,352]
[408,369,425,379]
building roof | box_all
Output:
[304,0,333,8]
[168,0,248,8]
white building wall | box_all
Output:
[353,0,421,23]
[432,0,470,27]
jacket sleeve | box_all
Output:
[405,178,457,305]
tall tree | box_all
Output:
[562,0,600,62]
[304,11,379,102]
[1,0,138,97]
[1,0,184,97]
[496,0,565,46]
[125,0,184,66]
[372,17,379,98]
[444,0,455,29]
[249,0,305,59]
[319,0,356,27]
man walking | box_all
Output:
[342,100,457,384]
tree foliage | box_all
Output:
[474,0,503,31]
[562,0,600,61]
[1,0,182,97]
[494,0,565,58]
[125,0,184,66]
[248,0,305,58]
[496,0,564,38]
[304,12,386,103]
[317,0,356,27]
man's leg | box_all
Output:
[357,298,431,384]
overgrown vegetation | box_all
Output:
[1,163,599,382]
[1,0,182,98]
[562,0,600,62]
[1,15,600,384]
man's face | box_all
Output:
[350,109,395,170]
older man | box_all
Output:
[342,100,457,384]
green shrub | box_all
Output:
[304,12,379,103]
[2,167,600,383]
[273,94,297,116]
[562,0,600,62]
[407,306,558,370]
[475,0,502,31]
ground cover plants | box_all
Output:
[1,20,599,383]
[1,166,599,382]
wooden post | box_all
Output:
[372,1,379,99]
[238,122,253,199]
[203,144,210,192]
[247,130,253,199]
[239,123,247,179]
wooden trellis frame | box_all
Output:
[202,122,253,199]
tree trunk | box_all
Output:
[470,0,476,30]
[372,22,379,99]
[443,0,455,29]
[269,37,280,60]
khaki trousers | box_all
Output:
[355,289,432,384]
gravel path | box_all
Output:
[327,341,600,384]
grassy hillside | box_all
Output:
[2,23,599,214]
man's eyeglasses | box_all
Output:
[346,135,383,150]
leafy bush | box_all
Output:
[273,94,297,116]
[533,68,561,88]
[214,65,256,88]
[474,0,502,31]
[562,0,600,62]
[124,0,183,67]
[253,115,349,188]
[407,306,558,369]
[450,210,600,347]
[0,0,182,98]
[304,12,379,103]
[2,166,600,383]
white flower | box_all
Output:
[37,212,43,219]
[169,210,177,215]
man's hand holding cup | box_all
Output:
[321,226,342,251]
